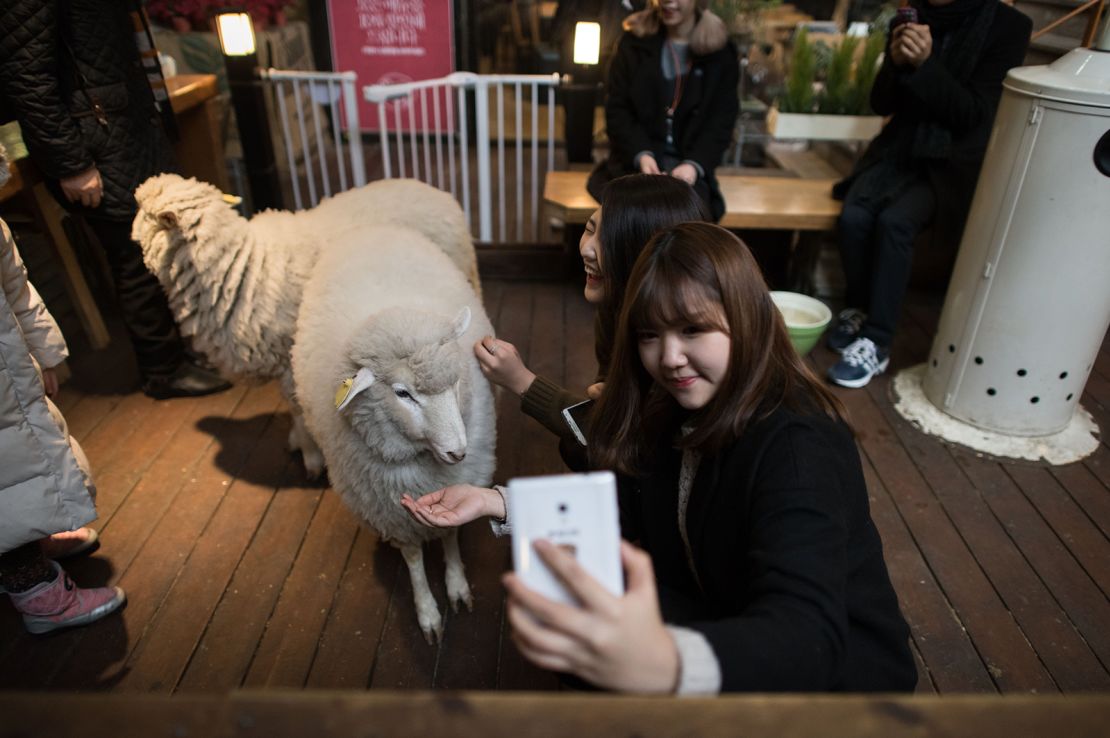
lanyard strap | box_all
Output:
[665,40,691,117]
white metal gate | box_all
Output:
[363,72,560,244]
[261,69,560,244]
[261,68,367,211]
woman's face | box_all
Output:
[636,299,731,411]
[579,208,605,305]
[657,0,697,32]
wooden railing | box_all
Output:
[1030,0,1106,46]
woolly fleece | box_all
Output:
[292,225,496,549]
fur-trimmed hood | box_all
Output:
[622,1,729,56]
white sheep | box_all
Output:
[131,174,480,476]
[292,224,496,642]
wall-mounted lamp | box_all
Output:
[215,8,281,212]
[573,22,601,66]
[564,21,602,163]
[216,11,256,56]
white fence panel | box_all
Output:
[262,69,560,244]
[364,72,560,244]
[261,69,366,211]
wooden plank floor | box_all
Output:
[1,279,1107,694]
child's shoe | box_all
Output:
[39,527,100,559]
[8,561,125,635]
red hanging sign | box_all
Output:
[327,0,456,133]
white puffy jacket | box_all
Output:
[0,217,95,552]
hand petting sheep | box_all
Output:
[292,224,496,643]
[131,174,481,478]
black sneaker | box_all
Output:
[827,308,867,353]
[142,361,232,400]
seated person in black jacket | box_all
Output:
[587,0,739,222]
[826,0,1032,389]
[403,223,917,694]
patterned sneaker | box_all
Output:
[8,562,125,635]
[827,308,867,353]
[828,337,890,388]
[39,527,100,560]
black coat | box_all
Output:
[620,406,917,692]
[590,30,739,221]
[0,0,176,222]
[835,2,1032,251]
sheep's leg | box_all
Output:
[289,411,325,479]
[399,543,443,644]
[442,529,473,612]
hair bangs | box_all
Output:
[628,262,727,334]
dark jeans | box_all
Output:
[837,178,936,348]
[85,217,184,378]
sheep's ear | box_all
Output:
[157,210,179,230]
[335,367,376,411]
[448,307,471,341]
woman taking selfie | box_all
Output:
[405,223,916,694]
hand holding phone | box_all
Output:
[889,6,918,30]
[508,471,623,606]
[561,399,594,446]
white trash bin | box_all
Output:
[922,34,1110,437]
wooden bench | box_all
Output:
[544,170,842,231]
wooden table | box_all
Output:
[544,170,841,231]
[167,73,229,192]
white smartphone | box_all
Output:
[508,471,623,606]
[560,398,594,447]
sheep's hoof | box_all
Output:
[450,591,474,613]
[420,617,445,645]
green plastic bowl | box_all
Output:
[770,291,832,355]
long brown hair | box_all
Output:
[588,222,846,475]
[594,174,709,374]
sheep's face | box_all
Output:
[132,173,245,273]
[340,307,473,465]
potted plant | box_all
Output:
[766,26,887,141]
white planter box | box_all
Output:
[767,106,884,141]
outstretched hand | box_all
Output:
[503,540,679,693]
[400,484,504,528]
[474,336,536,396]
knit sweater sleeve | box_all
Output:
[519,374,588,444]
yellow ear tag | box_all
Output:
[334,377,354,409]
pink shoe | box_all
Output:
[8,562,125,635]
[39,527,100,560]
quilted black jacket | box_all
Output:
[0,0,176,221]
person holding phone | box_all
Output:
[475,174,708,458]
[405,223,916,694]
[826,0,1031,388]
